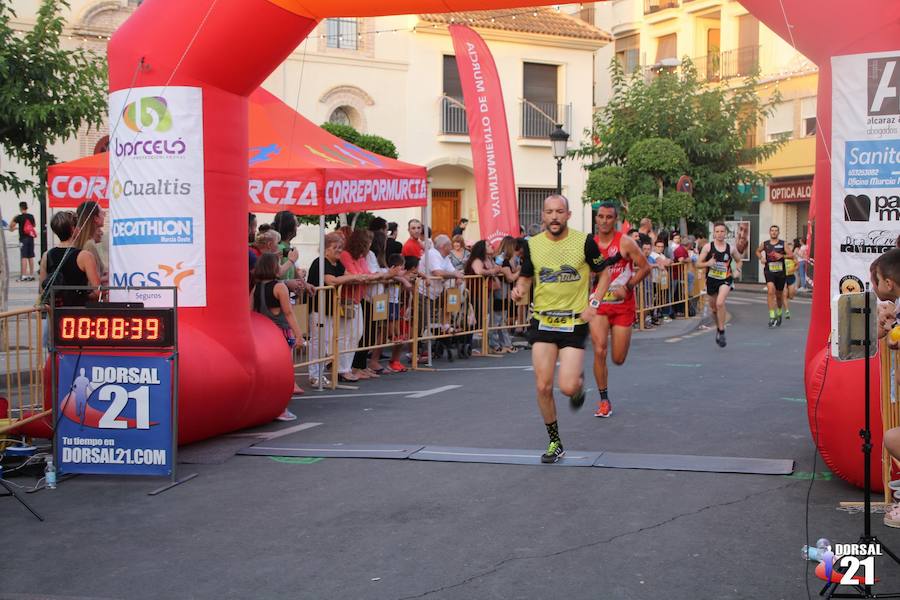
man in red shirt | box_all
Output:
[588,202,651,418]
[672,234,690,317]
[402,219,425,258]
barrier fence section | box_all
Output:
[881,340,900,503]
[635,264,707,330]
[291,285,339,389]
[0,307,48,437]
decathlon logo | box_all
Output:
[112,218,193,246]
[123,97,173,133]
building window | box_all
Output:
[766,101,794,142]
[518,187,557,231]
[615,34,641,74]
[522,63,563,138]
[441,55,468,135]
[326,18,358,50]
[801,97,817,137]
[329,107,352,126]
[655,33,677,64]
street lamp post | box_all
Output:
[550,123,569,196]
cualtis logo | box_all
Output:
[123,97,173,133]
[844,194,871,221]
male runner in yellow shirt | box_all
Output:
[511,195,613,463]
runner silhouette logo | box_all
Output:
[844,194,871,221]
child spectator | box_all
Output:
[870,248,900,527]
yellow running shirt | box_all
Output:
[521,229,608,325]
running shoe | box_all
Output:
[276,409,298,422]
[785,309,791,319]
[716,331,726,348]
[388,360,407,373]
[768,317,777,328]
[541,441,565,464]
[594,399,613,418]
[569,387,585,411]
[776,313,783,327]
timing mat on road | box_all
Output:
[238,443,793,475]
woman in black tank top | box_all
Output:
[250,253,306,415]
[39,211,101,307]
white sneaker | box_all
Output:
[276,409,298,422]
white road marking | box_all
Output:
[406,385,462,398]
[226,422,322,440]
[437,365,533,372]
[301,386,461,400]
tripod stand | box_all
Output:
[824,287,900,598]
[0,475,43,521]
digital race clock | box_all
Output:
[52,307,176,349]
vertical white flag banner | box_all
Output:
[108,87,206,307]
[831,52,900,355]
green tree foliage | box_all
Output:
[583,165,627,207]
[0,0,107,198]
[575,58,783,229]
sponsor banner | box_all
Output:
[109,87,206,307]
[55,354,173,476]
[831,51,900,356]
[112,217,193,246]
[48,170,428,215]
[449,25,520,245]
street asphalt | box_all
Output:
[3,290,900,600]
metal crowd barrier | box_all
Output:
[291,285,339,389]
[635,264,706,330]
[0,307,49,437]
[413,275,488,365]
[881,340,900,504]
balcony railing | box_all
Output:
[520,100,572,139]
[694,45,760,82]
[440,95,469,135]
[644,0,679,13]
[721,45,760,78]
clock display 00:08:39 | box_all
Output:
[52,308,175,348]
[59,316,160,341]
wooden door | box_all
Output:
[431,189,460,239]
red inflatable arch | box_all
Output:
[105,0,561,444]
[108,0,900,487]
[739,0,900,490]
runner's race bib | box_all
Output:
[537,310,575,333]
[767,262,783,273]
[709,262,728,280]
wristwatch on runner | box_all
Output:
[589,296,601,309]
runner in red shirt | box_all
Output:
[588,202,651,418]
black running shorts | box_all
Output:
[19,237,34,259]
[765,270,786,291]
[526,318,588,349]
[706,277,733,297]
